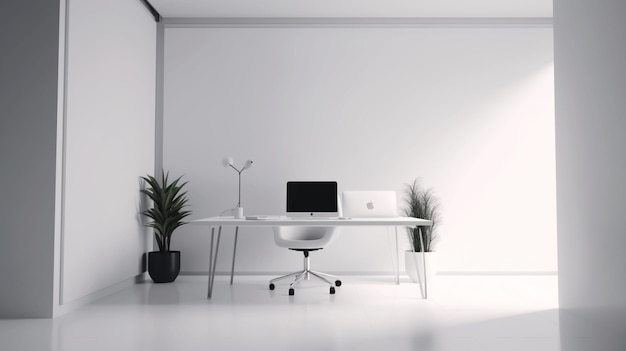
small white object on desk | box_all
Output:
[245,215,286,220]
[234,207,244,219]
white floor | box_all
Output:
[0,275,623,351]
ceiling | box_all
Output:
[149,0,553,18]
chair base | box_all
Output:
[269,250,341,295]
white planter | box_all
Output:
[405,250,437,286]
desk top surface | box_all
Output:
[191,216,432,227]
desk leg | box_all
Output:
[394,226,400,285]
[208,226,215,297]
[230,226,239,285]
[207,226,222,299]
[418,227,428,299]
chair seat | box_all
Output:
[272,226,338,249]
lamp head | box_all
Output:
[241,160,254,171]
[222,157,234,168]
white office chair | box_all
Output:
[269,226,342,295]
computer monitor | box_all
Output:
[286,181,338,217]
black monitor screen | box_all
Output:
[286,181,338,213]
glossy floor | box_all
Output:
[1,275,623,351]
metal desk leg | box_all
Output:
[395,226,400,285]
[208,226,214,297]
[418,227,428,299]
[230,226,239,285]
[207,226,222,299]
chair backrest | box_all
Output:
[273,226,339,249]
[341,191,398,218]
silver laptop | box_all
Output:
[341,191,398,218]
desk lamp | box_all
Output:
[223,157,253,218]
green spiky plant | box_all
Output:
[140,171,191,252]
[403,179,441,252]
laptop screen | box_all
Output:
[286,181,338,215]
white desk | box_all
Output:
[191,216,433,298]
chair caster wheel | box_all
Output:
[269,283,275,290]
[289,288,295,296]
[330,286,336,294]
[335,280,342,287]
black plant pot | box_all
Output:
[148,251,181,283]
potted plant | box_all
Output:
[403,179,441,286]
[141,171,191,283]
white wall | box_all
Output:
[0,0,61,319]
[61,0,156,304]
[555,0,626,333]
[163,25,556,275]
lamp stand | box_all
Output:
[224,158,253,219]
[234,170,244,218]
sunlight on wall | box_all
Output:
[437,64,556,272]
